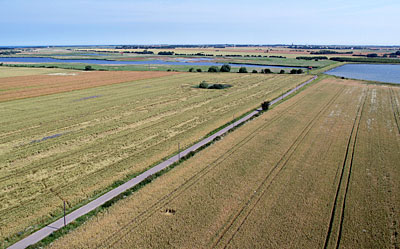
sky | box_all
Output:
[0,0,399,46]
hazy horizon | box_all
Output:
[1,0,399,46]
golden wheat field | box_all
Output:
[46,78,399,249]
[0,69,311,245]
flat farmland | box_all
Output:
[0,70,178,101]
[0,67,80,78]
[47,78,399,248]
[0,71,311,245]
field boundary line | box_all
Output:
[7,76,317,249]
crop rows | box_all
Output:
[46,78,399,249]
[0,71,310,244]
[0,70,177,101]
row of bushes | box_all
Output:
[0,50,21,55]
[188,68,203,72]
[191,65,303,74]
[290,69,304,74]
[330,57,400,63]
[296,56,328,60]
[198,81,232,89]
[311,50,352,55]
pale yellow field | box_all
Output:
[75,47,363,59]
[0,72,311,246]
[0,67,79,78]
[46,78,399,249]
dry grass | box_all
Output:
[0,72,311,245]
[76,47,361,59]
[46,78,399,249]
[0,70,178,102]
[0,67,80,78]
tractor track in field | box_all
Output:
[389,88,400,134]
[323,88,368,249]
[214,85,346,249]
[8,76,318,249]
[99,78,324,248]
[383,88,400,249]
[1,75,289,178]
[2,76,314,206]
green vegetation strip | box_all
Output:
[330,57,400,64]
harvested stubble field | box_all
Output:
[0,70,311,245]
[0,67,79,78]
[0,70,178,102]
[47,78,399,249]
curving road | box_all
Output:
[8,75,317,249]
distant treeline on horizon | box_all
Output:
[1,44,400,50]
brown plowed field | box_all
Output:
[0,71,179,102]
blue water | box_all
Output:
[326,64,400,84]
[0,57,303,69]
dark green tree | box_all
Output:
[220,64,231,72]
[238,67,248,73]
[263,68,272,74]
[199,81,209,89]
[261,101,271,110]
[208,66,219,72]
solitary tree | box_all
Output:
[279,69,285,74]
[196,68,202,72]
[238,67,248,73]
[261,101,271,110]
[263,68,272,74]
[189,68,195,72]
[290,69,297,74]
[296,69,303,74]
[220,64,231,72]
[252,69,258,73]
[84,65,93,71]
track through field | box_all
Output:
[214,85,346,249]
[389,88,400,134]
[97,81,333,248]
[323,88,368,249]
[96,80,325,248]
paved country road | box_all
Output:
[8,75,317,249]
